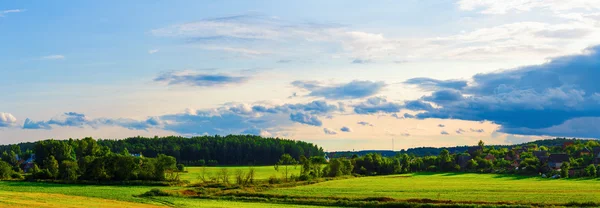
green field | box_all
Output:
[3,168,600,207]
[180,166,302,183]
[268,172,600,204]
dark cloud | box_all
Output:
[470,128,485,133]
[292,80,386,100]
[441,130,449,135]
[456,128,466,134]
[154,71,249,87]
[23,112,160,131]
[407,45,600,138]
[438,124,445,127]
[0,113,17,127]
[354,97,402,114]
[357,121,373,126]
[403,113,416,119]
[290,112,323,126]
[403,77,468,91]
[422,89,464,104]
[340,126,352,132]
[323,128,337,135]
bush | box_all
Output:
[268,175,281,184]
[0,161,13,179]
[139,188,172,197]
[177,164,185,172]
[10,172,23,180]
[298,174,312,181]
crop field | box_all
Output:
[2,171,600,207]
[180,166,302,182]
[268,172,600,204]
[0,181,326,208]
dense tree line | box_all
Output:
[96,135,324,165]
[330,138,588,157]
[317,140,600,180]
[0,137,177,181]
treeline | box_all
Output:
[330,138,588,157]
[323,140,600,179]
[96,135,324,165]
[0,138,178,181]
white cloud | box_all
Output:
[0,9,24,17]
[457,0,600,15]
[41,55,65,60]
[148,49,159,54]
[0,113,17,127]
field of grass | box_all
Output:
[267,172,600,204]
[0,191,163,208]
[180,166,302,183]
[0,181,327,208]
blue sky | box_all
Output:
[2,0,600,150]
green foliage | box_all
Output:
[59,160,79,181]
[561,162,570,178]
[585,164,596,177]
[0,161,14,179]
[44,155,60,179]
[274,154,297,181]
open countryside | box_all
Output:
[4,1,600,207]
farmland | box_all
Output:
[1,167,600,207]
[179,166,302,182]
[268,172,600,204]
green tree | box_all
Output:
[59,160,79,181]
[560,162,570,178]
[44,155,59,179]
[0,161,14,179]
[585,164,596,177]
[466,159,478,171]
[274,154,297,181]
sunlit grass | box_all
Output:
[267,172,600,204]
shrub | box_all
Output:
[0,161,13,179]
[139,188,172,197]
[10,172,23,180]
[268,175,281,184]
[177,164,185,172]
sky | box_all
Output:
[2,0,600,151]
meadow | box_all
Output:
[2,167,600,207]
[267,172,600,204]
[179,166,302,183]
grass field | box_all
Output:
[0,181,327,208]
[267,172,600,204]
[0,191,163,208]
[3,169,600,207]
[180,166,302,183]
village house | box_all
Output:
[533,151,549,163]
[548,154,569,170]
[593,147,600,164]
[484,153,495,161]
[579,147,591,156]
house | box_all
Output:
[562,141,574,149]
[548,154,569,170]
[22,154,36,173]
[593,147,600,164]
[533,151,549,163]
[579,147,592,156]
[130,153,143,157]
[484,153,496,161]
[457,155,471,169]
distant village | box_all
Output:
[328,139,600,178]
